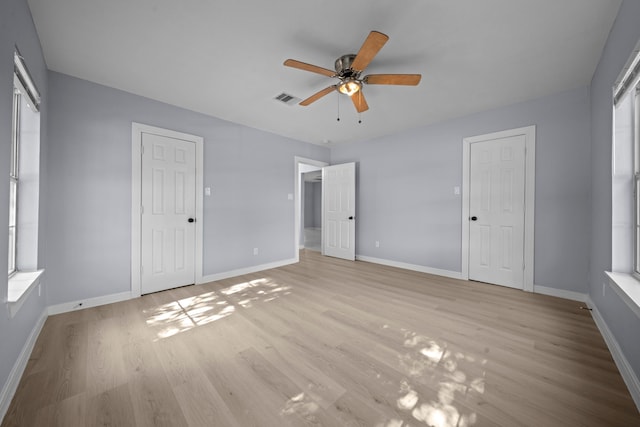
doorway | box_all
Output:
[294,157,328,262]
[132,123,204,297]
[462,126,535,291]
[302,170,322,252]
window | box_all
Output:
[7,49,43,315]
[609,42,640,317]
[612,45,640,277]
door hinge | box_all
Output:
[141,205,144,214]
[141,144,145,155]
[141,265,144,274]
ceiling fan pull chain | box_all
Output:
[336,93,340,122]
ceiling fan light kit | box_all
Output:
[338,79,361,96]
[284,30,422,114]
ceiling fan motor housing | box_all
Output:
[335,54,361,79]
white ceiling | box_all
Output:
[27,0,621,145]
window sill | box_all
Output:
[605,271,640,319]
[7,270,44,318]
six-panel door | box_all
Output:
[469,135,526,289]
[141,133,196,294]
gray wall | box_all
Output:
[590,0,640,383]
[312,182,321,228]
[46,72,329,305]
[331,86,591,292]
[0,0,48,407]
[304,181,321,228]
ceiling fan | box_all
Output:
[284,31,421,113]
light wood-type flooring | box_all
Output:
[3,250,639,426]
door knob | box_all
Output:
[470,216,477,221]
[348,216,354,220]
[188,218,195,223]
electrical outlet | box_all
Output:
[602,282,606,297]
[375,241,380,248]
[253,248,259,255]
[38,284,41,297]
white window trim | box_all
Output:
[609,40,640,316]
[7,270,43,318]
[635,83,640,279]
[605,272,640,319]
[8,48,43,317]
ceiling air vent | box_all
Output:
[274,92,300,106]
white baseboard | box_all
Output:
[0,308,47,422]
[48,291,133,316]
[199,258,298,284]
[356,255,463,280]
[533,285,587,302]
[587,296,640,411]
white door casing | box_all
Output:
[462,126,535,292]
[132,123,203,297]
[322,162,356,260]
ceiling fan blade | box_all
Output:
[364,74,422,85]
[350,91,369,113]
[284,59,335,77]
[300,85,338,106]
[351,31,389,72]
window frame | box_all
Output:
[8,88,20,277]
[613,41,640,280]
[634,84,640,279]
[6,48,44,317]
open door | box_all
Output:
[322,162,356,260]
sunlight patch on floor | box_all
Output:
[376,327,487,427]
[145,277,292,340]
[281,392,320,422]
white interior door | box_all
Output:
[141,133,196,294]
[469,135,526,289]
[322,162,356,260]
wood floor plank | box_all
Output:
[122,340,189,427]
[86,384,137,427]
[33,393,85,427]
[172,374,242,427]
[85,317,128,397]
[2,249,639,427]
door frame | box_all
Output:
[131,123,204,297]
[294,156,328,262]
[461,125,536,292]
